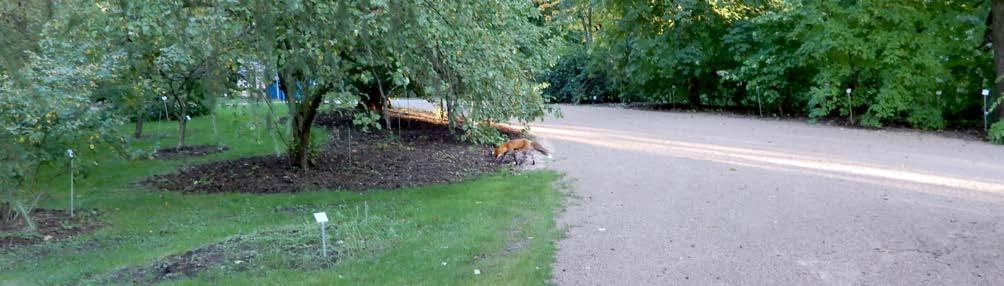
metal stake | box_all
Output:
[320,221,328,257]
[162,97,169,121]
[70,158,74,217]
[756,86,763,117]
[846,88,853,124]
[983,89,990,133]
[67,149,75,217]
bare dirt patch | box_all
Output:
[147,110,519,194]
[0,208,102,249]
[155,145,229,160]
[103,229,334,284]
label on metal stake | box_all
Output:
[313,212,329,223]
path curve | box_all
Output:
[535,105,1004,285]
[392,100,1004,285]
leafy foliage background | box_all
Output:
[542,0,998,131]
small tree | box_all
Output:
[0,48,120,228]
[76,0,237,148]
[243,0,358,169]
[148,2,235,148]
[242,0,557,168]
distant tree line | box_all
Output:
[543,0,1004,141]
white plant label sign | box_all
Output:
[314,212,329,223]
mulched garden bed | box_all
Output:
[108,240,236,284]
[101,229,335,284]
[155,145,229,160]
[0,208,103,249]
[146,110,521,194]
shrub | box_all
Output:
[990,121,1004,145]
[540,49,614,104]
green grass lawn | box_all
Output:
[0,103,562,285]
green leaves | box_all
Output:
[567,0,993,129]
[1,41,122,193]
[990,121,1004,144]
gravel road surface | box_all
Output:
[538,105,1004,286]
[393,99,1004,285]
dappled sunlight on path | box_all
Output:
[534,124,1004,195]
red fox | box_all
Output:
[493,138,551,165]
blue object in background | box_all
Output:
[266,83,286,101]
[265,82,307,101]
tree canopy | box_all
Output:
[546,0,1000,133]
[239,0,559,167]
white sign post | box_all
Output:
[755,86,763,117]
[67,149,75,217]
[161,96,169,122]
[982,89,991,133]
[846,88,854,124]
[314,212,329,257]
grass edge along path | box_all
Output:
[0,105,564,286]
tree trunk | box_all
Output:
[291,115,311,169]
[289,93,323,169]
[177,117,186,148]
[993,0,1004,119]
[134,108,143,139]
[176,97,187,148]
[381,96,392,131]
[283,75,327,169]
[446,86,459,131]
[687,79,702,107]
[584,1,593,45]
[365,44,393,129]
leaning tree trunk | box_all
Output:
[994,0,1004,120]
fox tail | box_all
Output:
[531,141,552,158]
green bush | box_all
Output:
[540,49,614,104]
[581,1,991,129]
[990,121,1004,144]
[93,81,213,123]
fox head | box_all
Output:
[492,146,504,158]
[482,145,501,159]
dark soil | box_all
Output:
[0,208,102,249]
[105,229,335,284]
[147,110,520,194]
[155,145,229,160]
[109,239,242,284]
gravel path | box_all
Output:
[392,100,1004,285]
[535,105,1004,285]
